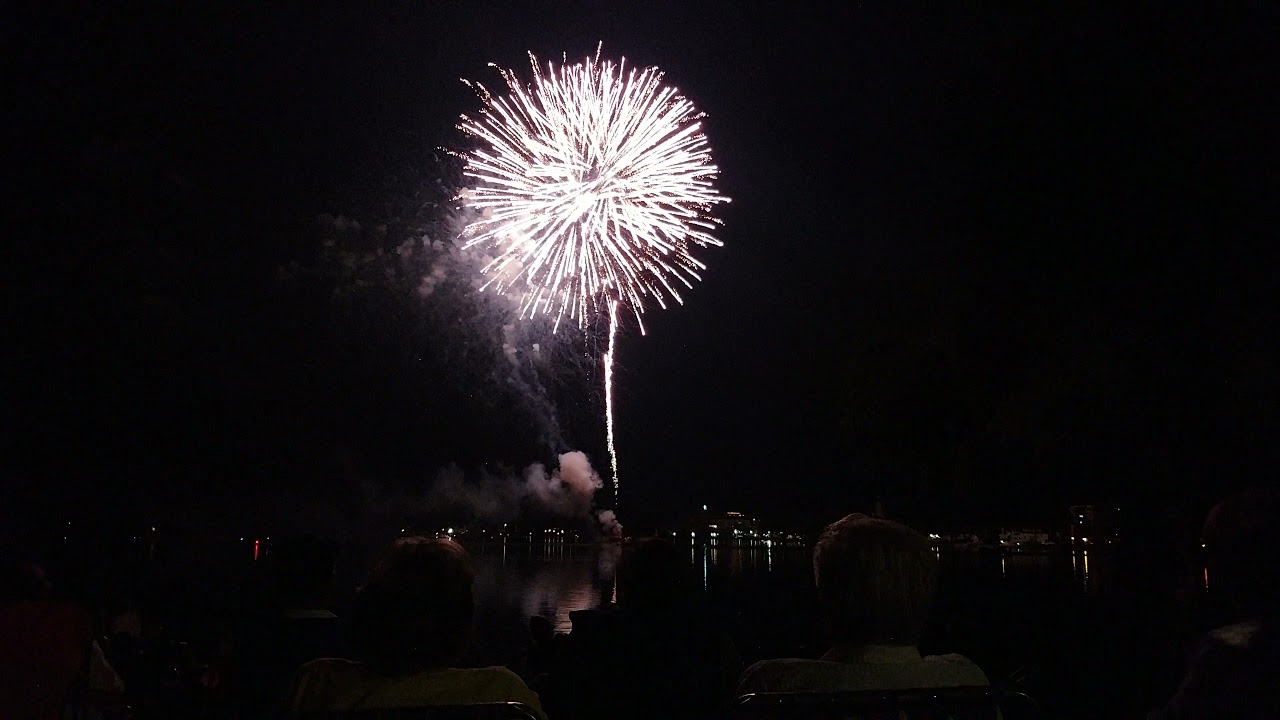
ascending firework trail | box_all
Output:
[456,44,729,505]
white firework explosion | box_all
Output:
[456,45,729,334]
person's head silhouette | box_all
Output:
[349,537,474,674]
[813,513,938,647]
[1204,484,1280,619]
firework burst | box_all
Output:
[457,46,729,504]
[457,45,728,332]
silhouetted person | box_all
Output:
[231,535,344,717]
[286,536,544,717]
[1150,485,1280,719]
[550,537,740,720]
[0,558,123,720]
[739,514,987,694]
[525,614,558,683]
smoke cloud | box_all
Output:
[596,509,624,539]
[305,192,620,536]
[426,450,609,529]
[312,210,577,456]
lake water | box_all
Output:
[61,534,1217,719]
[468,539,808,633]
[453,538,1214,718]
[478,535,1218,712]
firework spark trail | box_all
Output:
[603,300,619,503]
[457,45,728,505]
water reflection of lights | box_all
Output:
[1001,556,1006,578]
[1203,566,1209,590]
[505,563,598,634]
[1082,551,1090,591]
[555,582,596,633]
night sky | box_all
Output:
[5,4,1278,534]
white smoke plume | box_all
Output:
[307,188,617,528]
[426,450,608,528]
[596,509,624,539]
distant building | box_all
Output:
[926,531,983,550]
[1068,504,1120,546]
[691,509,760,538]
[999,528,1052,548]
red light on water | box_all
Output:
[254,539,260,561]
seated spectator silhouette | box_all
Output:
[286,536,544,718]
[549,537,740,720]
[231,535,345,716]
[524,614,564,691]
[738,514,987,694]
[0,557,124,720]
[1149,485,1280,719]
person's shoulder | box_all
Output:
[738,658,827,694]
[452,666,544,718]
[21,600,90,622]
[287,658,365,711]
[922,652,983,668]
[295,657,361,680]
[743,657,824,673]
[1184,621,1273,678]
[463,665,528,683]
[442,665,537,694]
[1207,620,1262,648]
[921,653,989,685]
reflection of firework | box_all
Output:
[458,45,729,503]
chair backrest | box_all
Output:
[294,702,541,720]
[735,687,1042,720]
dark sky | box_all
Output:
[5,3,1278,533]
